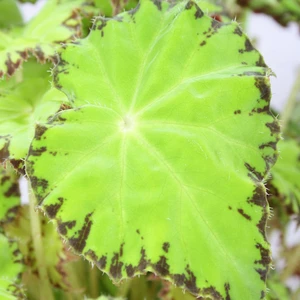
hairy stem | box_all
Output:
[89,265,99,298]
[129,276,147,300]
[28,183,54,300]
[117,278,131,298]
[281,68,300,133]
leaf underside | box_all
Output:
[27,0,280,299]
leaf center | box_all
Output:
[120,115,135,133]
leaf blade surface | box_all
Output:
[27,1,280,298]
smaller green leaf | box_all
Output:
[0,233,25,300]
[4,204,86,296]
[42,219,80,291]
[237,0,300,26]
[0,61,68,164]
[268,139,300,215]
[0,0,94,77]
[0,163,20,227]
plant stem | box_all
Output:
[129,276,147,300]
[117,278,132,298]
[281,68,300,133]
[28,183,54,300]
[89,264,99,298]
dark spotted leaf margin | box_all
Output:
[0,0,92,78]
[0,61,68,168]
[0,163,20,227]
[0,163,23,299]
[27,0,280,299]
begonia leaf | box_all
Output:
[0,61,68,164]
[27,0,279,298]
[3,204,84,296]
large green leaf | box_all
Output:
[0,0,92,78]
[237,0,300,26]
[0,61,68,165]
[0,233,24,299]
[27,0,279,298]
[0,163,20,227]
[268,139,300,215]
